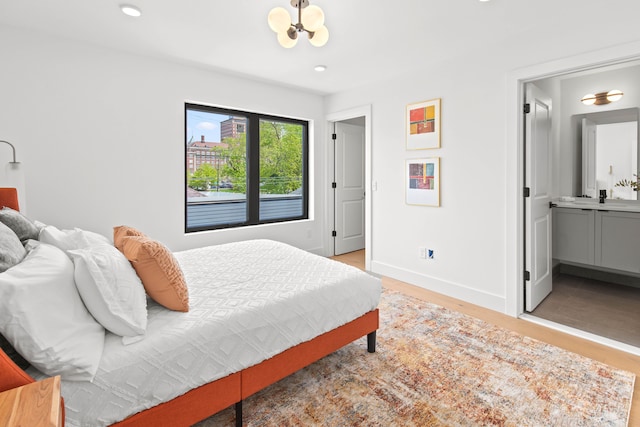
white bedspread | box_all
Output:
[30,239,381,426]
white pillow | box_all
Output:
[77,228,111,246]
[0,241,105,381]
[68,244,147,337]
[39,225,110,252]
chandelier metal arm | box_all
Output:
[285,3,309,40]
[287,26,298,40]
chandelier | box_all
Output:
[267,0,329,48]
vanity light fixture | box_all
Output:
[581,89,624,106]
[120,4,142,17]
[268,0,329,48]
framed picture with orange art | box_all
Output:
[406,157,440,206]
[406,98,441,150]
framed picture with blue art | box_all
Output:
[406,157,440,206]
[406,98,441,150]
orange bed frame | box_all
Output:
[0,187,380,426]
[112,310,378,426]
[0,311,378,427]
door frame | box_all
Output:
[326,105,372,270]
[506,41,640,318]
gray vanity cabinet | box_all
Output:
[596,210,640,273]
[553,207,595,265]
[553,207,640,274]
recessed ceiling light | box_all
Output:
[120,4,142,17]
[314,65,327,72]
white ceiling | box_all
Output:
[1,0,640,95]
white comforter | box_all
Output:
[30,239,381,426]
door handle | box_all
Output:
[549,202,558,208]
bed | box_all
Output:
[0,188,381,426]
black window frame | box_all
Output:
[185,103,309,233]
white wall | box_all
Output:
[326,37,640,313]
[326,53,511,311]
[0,25,327,253]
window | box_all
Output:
[185,103,308,232]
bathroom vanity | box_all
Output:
[553,200,640,274]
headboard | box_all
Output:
[0,187,34,392]
[0,348,34,392]
[0,187,19,211]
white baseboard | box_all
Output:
[371,260,507,314]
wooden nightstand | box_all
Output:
[0,376,63,426]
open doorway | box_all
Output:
[518,56,640,353]
[332,118,366,255]
[326,106,372,269]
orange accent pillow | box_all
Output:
[120,236,189,312]
[113,225,146,251]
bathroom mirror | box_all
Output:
[573,108,639,200]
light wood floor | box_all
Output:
[332,250,640,424]
[532,273,640,348]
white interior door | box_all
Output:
[525,84,553,312]
[334,122,365,255]
[582,118,597,198]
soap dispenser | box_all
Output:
[599,189,607,204]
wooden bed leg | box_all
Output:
[367,331,376,353]
[235,401,242,427]
[235,401,243,427]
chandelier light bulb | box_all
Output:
[277,31,298,48]
[268,7,292,33]
[301,5,325,32]
[309,25,329,47]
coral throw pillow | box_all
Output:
[113,225,146,251]
[120,236,189,312]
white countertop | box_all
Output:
[554,199,640,213]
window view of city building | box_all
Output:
[185,104,308,231]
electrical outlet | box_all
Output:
[418,247,427,259]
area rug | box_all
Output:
[196,289,635,426]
